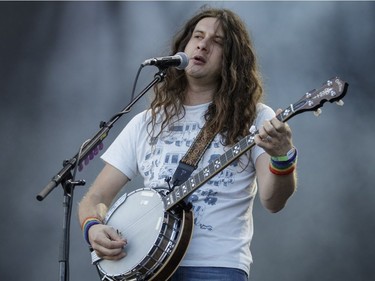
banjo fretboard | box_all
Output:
[162,77,348,211]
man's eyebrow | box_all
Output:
[193,30,204,34]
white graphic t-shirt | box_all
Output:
[101,102,275,275]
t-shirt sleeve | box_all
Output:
[100,112,145,180]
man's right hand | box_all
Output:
[89,224,127,260]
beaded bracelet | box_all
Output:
[271,147,297,162]
[81,217,102,245]
[269,147,298,176]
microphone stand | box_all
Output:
[36,68,167,281]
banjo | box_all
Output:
[90,77,348,281]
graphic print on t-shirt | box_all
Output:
[139,120,239,232]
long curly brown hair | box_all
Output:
[148,7,263,146]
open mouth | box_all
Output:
[193,55,206,63]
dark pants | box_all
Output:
[169,266,248,281]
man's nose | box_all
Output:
[197,38,209,51]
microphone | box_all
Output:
[142,52,189,70]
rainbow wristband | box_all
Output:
[269,147,298,176]
[81,217,102,245]
[269,162,296,175]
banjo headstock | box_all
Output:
[277,77,349,122]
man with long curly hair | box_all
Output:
[78,7,297,281]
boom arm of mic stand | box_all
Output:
[36,70,166,201]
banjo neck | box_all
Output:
[163,77,348,212]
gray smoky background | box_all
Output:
[0,1,374,281]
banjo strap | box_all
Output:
[171,122,216,186]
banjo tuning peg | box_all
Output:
[336,99,344,106]
[314,108,322,117]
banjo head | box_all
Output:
[97,188,167,278]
